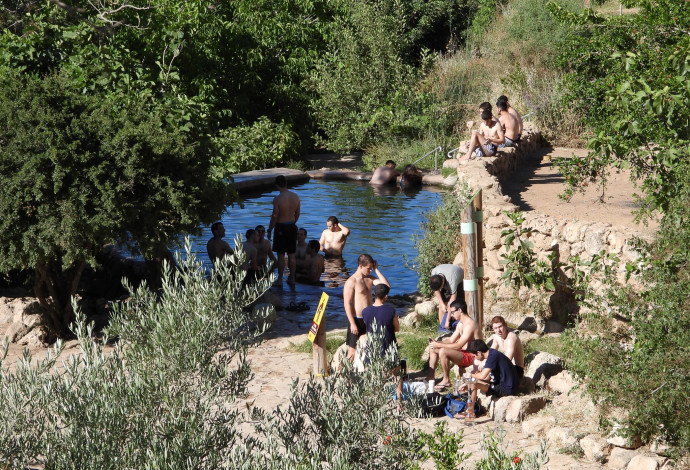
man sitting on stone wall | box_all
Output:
[486,315,525,382]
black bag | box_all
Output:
[420,392,448,417]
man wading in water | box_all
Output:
[267,175,300,286]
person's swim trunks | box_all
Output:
[273,222,297,254]
[458,350,475,368]
[473,143,497,157]
[346,317,367,348]
[499,136,516,148]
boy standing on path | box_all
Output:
[343,254,390,362]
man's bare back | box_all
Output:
[498,109,520,142]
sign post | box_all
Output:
[309,292,329,377]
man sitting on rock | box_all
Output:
[458,109,504,164]
[496,100,520,148]
[424,301,481,390]
[429,264,464,334]
[487,315,525,382]
[457,339,519,419]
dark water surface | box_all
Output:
[185,179,446,327]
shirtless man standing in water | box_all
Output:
[343,254,390,362]
[267,175,300,285]
[319,216,350,257]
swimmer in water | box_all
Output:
[319,216,350,257]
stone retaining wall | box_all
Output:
[447,123,650,327]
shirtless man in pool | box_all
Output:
[319,216,350,257]
[267,175,300,285]
[343,254,390,362]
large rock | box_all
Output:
[400,309,423,327]
[490,395,516,422]
[580,434,611,463]
[4,322,30,343]
[415,300,437,317]
[607,448,637,469]
[626,455,659,470]
[525,351,563,387]
[546,370,576,395]
[505,395,547,423]
[18,325,53,348]
[329,343,350,374]
[521,415,556,438]
[546,426,578,450]
[517,376,536,395]
[23,313,43,329]
[607,423,642,450]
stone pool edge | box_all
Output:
[231,168,456,193]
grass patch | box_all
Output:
[523,334,567,359]
[397,335,430,371]
[289,335,346,356]
[441,167,456,178]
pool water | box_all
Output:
[186,179,446,328]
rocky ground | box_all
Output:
[0,147,677,469]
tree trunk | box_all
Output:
[34,259,87,338]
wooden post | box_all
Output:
[461,197,479,323]
[313,315,327,377]
[474,190,484,329]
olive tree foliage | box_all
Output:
[550,0,690,451]
[0,243,270,469]
[0,245,422,469]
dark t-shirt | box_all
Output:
[484,348,519,394]
[362,304,397,356]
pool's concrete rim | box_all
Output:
[231,168,452,193]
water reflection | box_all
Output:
[323,256,349,288]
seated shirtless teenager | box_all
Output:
[424,301,481,389]
[496,99,520,148]
[319,216,350,257]
[459,109,504,163]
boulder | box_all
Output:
[607,448,637,469]
[505,395,547,423]
[649,438,671,457]
[580,434,611,463]
[626,455,659,470]
[607,423,642,450]
[546,426,578,449]
[517,376,536,395]
[4,322,30,343]
[491,395,516,422]
[329,343,350,374]
[546,370,576,395]
[521,415,556,438]
[415,300,437,317]
[525,352,563,387]
[22,314,43,329]
[442,159,458,169]
[18,325,53,348]
[400,309,423,327]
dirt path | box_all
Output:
[502,147,658,235]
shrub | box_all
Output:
[0,241,270,468]
[211,116,301,175]
[413,183,473,296]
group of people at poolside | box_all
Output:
[459,95,523,164]
[206,175,351,287]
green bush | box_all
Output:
[413,184,473,295]
[212,116,301,175]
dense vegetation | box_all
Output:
[551,0,690,452]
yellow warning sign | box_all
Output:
[308,292,329,343]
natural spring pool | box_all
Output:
[185,178,446,328]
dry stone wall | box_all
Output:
[447,123,650,327]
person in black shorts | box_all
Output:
[267,175,301,286]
